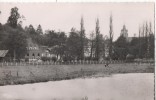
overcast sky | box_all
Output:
[0,3,154,40]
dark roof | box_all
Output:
[0,50,8,57]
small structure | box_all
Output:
[0,50,8,62]
[120,24,134,43]
[120,25,128,39]
[84,40,96,58]
[25,38,52,62]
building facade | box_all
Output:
[25,38,51,61]
[120,25,128,39]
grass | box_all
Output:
[0,63,154,86]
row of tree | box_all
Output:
[0,7,154,61]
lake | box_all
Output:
[0,73,154,100]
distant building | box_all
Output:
[25,38,52,61]
[120,25,128,39]
[84,40,95,58]
[120,25,134,42]
[0,50,8,62]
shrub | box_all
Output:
[126,54,135,62]
[52,56,57,62]
[41,56,51,62]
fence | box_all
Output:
[0,59,154,67]
[0,60,125,67]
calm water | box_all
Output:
[0,73,154,100]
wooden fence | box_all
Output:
[0,59,154,67]
[0,60,125,67]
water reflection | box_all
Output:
[0,73,154,100]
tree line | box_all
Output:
[0,7,154,62]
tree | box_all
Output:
[79,16,85,60]
[7,7,20,28]
[95,18,100,61]
[57,32,67,59]
[45,30,59,47]
[3,25,27,60]
[148,22,154,58]
[36,24,43,35]
[27,24,36,35]
[138,26,141,58]
[66,28,81,60]
[128,37,139,58]
[113,35,128,60]
[89,31,95,59]
[109,14,113,59]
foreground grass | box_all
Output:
[0,63,154,86]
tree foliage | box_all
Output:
[66,28,81,60]
[7,7,20,28]
[113,35,128,60]
[0,24,27,60]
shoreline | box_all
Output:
[0,63,154,86]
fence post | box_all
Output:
[17,71,19,77]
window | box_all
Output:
[27,53,29,56]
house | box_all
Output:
[0,50,8,62]
[84,40,96,58]
[25,38,51,61]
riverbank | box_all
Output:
[0,73,154,100]
[0,63,154,86]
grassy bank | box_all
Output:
[0,63,154,86]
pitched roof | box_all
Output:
[0,50,8,57]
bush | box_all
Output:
[52,56,57,62]
[41,57,51,62]
[84,57,91,61]
[126,54,135,62]
[63,56,73,62]
[25,58,29,62]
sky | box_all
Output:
[0,3,154,40]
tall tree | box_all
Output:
[138,26,141,58]
[7,7,20,28]
[27,24,36,35]
[36,24,43,35]
[145,22,149,58]
[80,16,85,60]
[148,22,154,58]
[2,25,27,60]
[114,35,128,60]
[89,31,95,59]
[95,18,100,61]
[109,14,113,59]
[67,28,81,60]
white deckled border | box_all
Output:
[0,0,155,2]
